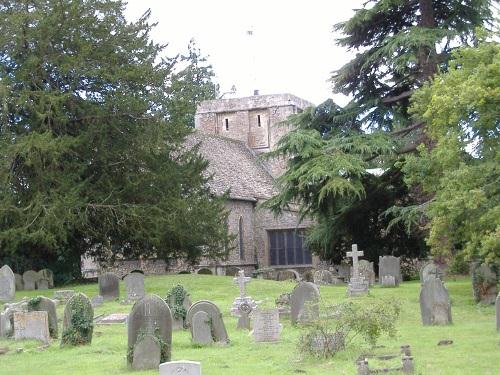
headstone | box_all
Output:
[347,244,369,296]
[132,335,161,371]
[314,270,334,285]
[159,361,201,375]
[496,293,500,331]
[91,295,104,307]
[192,310,213,345]
[22,270,40,291]
[53,290,75,304]
[13,311,49,343]
[358,260,376,286]
[0,265,15,302]
[2,299,29,337]
[36,278,49,290]
[252,308,281,342]
[0,313,11,337]
[14,273,24,291]
[419,276,452,325]
[290,282,320,324]
[186,300,229,344]
[124,272,145,302]
[381,275,396,287]
[420,262,444,283]
[38,269,54,288]
[230,270,257,330]
[471,262,498,304]
[166,284,191,330]
[275,293,291,317]
[335,262,351,282]
[61,293,94,345]
[127,294,172,368]
[28,296,58,338]
[98,272,120,301]
[379,256,402,286]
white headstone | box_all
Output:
[159,360,201,375]
[252,309,281,342]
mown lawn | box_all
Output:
[0,274,498,375]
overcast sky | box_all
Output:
[124,0,365,105]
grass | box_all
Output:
[0,274,498,375]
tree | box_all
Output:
[264,0,493,263]
[0,0,231,281]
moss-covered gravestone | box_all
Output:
[166,285,191,330]
[471,262,498,305]
[61,293,94,346]
[127,294,173,370]
[28,296,58,338]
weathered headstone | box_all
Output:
[347,244,369,296]
[124,272,145,302]
[358,260,376,286]
[132,335,161,371]
[13,311,49,343]
[91,295,104,307]
[419,276,452,325]
[0,313,11,337]
[36,278,50,290]
[381,275,396,288]
[22,270,40,291]
[14,273,24,291]
[186,300,229,344]
[166,284,191,330]
[471,262,498,304]
[127,294,172,369]
[252,308,281,342]
[335,262,351,282]
[28,296,58,338]
[191,310,213,345]
[53,290,75,304]
[290,282,320,324]
[230,270,257,330]
[0,265,15,302]
[1,299,29,337]
[275,293,291,317]
[38,269,54,288]
[159,361,201,375]
[61,293,94,345]
[314,270,335,285]
[496,293,500,331]
[379,256,402,286]
[420,262,444,283]
[98,272,120,301]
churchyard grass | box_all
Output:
[0,275,497,374]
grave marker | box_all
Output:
[0,265,15,302]
[252,308,281,342]
[191,310,213,345]
[14,311,49,343]
[61,293,94,345]
[98,272,120,301]
[23,270,40,291]
[290,282,320,324]
[28,296,58,338]
[347,244,369,296]
[159,360,201,375]
[124,272,145,301]
[230,270,257,330]
[419,276,452,325]
[186,300,229,344]
[379,256,402,286]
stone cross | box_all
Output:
[347,244,364,278]
[233,270,251,298]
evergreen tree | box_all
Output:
[0,0,231,281]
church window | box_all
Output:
[238,216,244,260]
[257,115,261,127]
[268,229,311,266]
[225,118,229,131]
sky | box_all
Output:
[124,1,365,106]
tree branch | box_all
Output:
[391,121,425,136]
[382,90,413,104]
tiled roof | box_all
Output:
[185,132,277,201]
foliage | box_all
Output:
[0,0,231,276]
[165,284,189,320]
[61,295,93,346]
[298,298,401,358]
[400,257,421,281]
[403,39,500,265]
[27,296,42,310]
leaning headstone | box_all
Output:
[186,300,229,344]
[358,260,376,286]
[53,290,75,304]
[347,244,369,296]
[124,272,145,302]
[496,293,500,331]
[61,293,94,345]
[14,273,24,291]
[314,270,334,285]
[132,335,161,371]
[13,311,49,343]
[38,269,54,288]
[0,265,15,302]
[290,282,320,324]
[471,262,498,304]
[166,284,191,330]
[379,256,402,286]
[127,294,172,369]
[230,270,257,330]
[22,270,40,291]
[420,262,444,284]
[191,310,213,345]
[381,275,396,287]
[98,272,120,301]
[27,296,58,338]
[252,308,281,342]
[419,276,452,325]
[159,361,201,375]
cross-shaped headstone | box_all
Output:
[233,270,251,298]
[347,244,364,278]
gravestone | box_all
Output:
[91,295,104,307]
[347,244,369,296]
[420,262,444,284]
[381,275,396,288]
[14,311,50,343]
[290,282,320,324]
[419,276,452,325]
[496,293,500,331]
[98,272,120,301]
[127,294,172,368]
[275,293,291,317]
[132,335,161,371]
[0,265,15,302]
[61,293,94,345]
[186,300,229,344]
[38,269,54,288]
[0,312,9,337]
[97,313,128,324]
[471,262,498,304]
[159,361,201,375]
[22,270,40,291]
[2,299,29,337]
[335,262,351,282]
[191,310,213,345]
[166,284,191,330]
[124,272,145,302]
[314,270,334,285]
[230,270,257,330]
[252,308,281,342]
[28,296,58,338]
[358,260,376,286]
[37,278,50,290]
[379,256,402,286]
[53,290,75,304]
[14,273,24,291]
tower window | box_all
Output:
[225,118,229,131]
[257,115,261,127]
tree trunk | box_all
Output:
[418,0,437,81]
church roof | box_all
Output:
[185,132,277,201]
